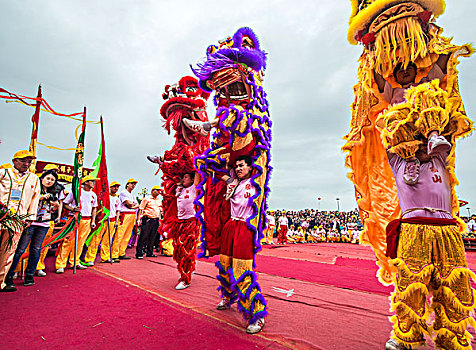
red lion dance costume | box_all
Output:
[343,1,475,349]
[152,76,210,286]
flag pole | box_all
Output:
[73,107,87,274]
[107,218,113,264]
[73,213,79,274]
[29,85,42,173]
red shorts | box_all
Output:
[220,219,254,260]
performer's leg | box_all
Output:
[173,220,199,286]
[0,228,24,287]
[232,258,268,325]
[217,220,237,304]
[68,219,91,266]
[111,218,125,260]
[146,219,159,256]
[37,222,54,271]
[216,254,235,304]
[431,224,476,350]
[100,221,115,262]
[119,214,136,257]
[55,237,73,269]
[136,217,151,257]
[84,224,105,263]
[390,223,434,348]
[266,226,274,244]
[230,222,267,326]
[5,227,33,280]
[24,226,49,277]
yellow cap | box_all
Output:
[44,163,59,171]
[110,181,120,187]
[0,163,12,169]
[81,175,99,183]
[151,185,162,191]
[126,178,138,184]
[13,150,36,159]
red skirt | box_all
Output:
[219,219,254,260]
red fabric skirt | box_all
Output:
[220,219,254,260]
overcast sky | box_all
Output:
[1,1,475,213]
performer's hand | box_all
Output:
[54,218,60,225]
[91,222,96,230]
[73,207,81,212]
[23,220,32,229]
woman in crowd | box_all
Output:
[4,169,59,290]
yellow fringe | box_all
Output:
[390,289,431,321]
[374,17,429,77]
[390,315,428,347]
[432,302,476,334]
[434,328,473,350]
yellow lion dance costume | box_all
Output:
[344,1,475,348]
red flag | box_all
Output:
[93,116,110,212]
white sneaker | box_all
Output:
[428,135,451,156]
[175,281,190,290]
[246,318,265,334]
[36,270,47,277]
[147,155,163,165]
[75,264,87,270]
[56,268,64,274]
[224,178,239,201]
[385,338,412,350]
[217,298,231,310]
[88,261,94,267]
[183,119,209,137]
[12,272,18,279]
[385,339,412,350]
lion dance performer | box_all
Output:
[147,76,210,289]
[186,27,271,334]
[343,1,475,349]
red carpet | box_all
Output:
[3,243,476,349]
[1,265,284,350]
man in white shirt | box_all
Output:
[112,178,139,261]
[55,175,98,273]
[215,156,267,334]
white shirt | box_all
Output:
[64,190,97,217]
[278,216,288,227]
[118,190,137,213]
[109,195,120,219]
[267,215,275,227]
[176,185,197,220]
[230,178,256,220]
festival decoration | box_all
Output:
[0,202,29,252]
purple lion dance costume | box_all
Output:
[190,27,271,332]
